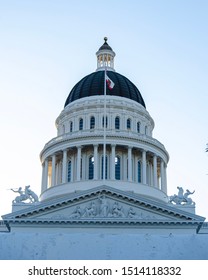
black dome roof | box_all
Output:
[64,71,146,108]
[98,36,113,51]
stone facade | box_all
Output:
[0,38,207,260]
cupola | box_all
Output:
[96,37,116,71]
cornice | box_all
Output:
[5,218,203,227]
[40,131,169,161]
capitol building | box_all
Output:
[0,38,208,260]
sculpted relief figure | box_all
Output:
[11,185,39,204]
[99,195,109,217]
[67,194,159,220]
[112,202,125,217]
[69,206,82,218]
[169,186,195,205]
[83,202,97,217]
[127,207,138,218]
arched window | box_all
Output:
[127,118,131,130]
[67,160,72,182]
[145,125,148,135]
[115,116,120,130]
[138,161,141,183]
[79,118,83,130]
[102,116,108,128]
[89,156,94,180]
[90,116,95,129]
[70,121,73,132]
[101,156,108,179]
[137,122,140,133]
[115,156,121,180]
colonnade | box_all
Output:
[41,144,167,194]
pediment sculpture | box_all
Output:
[51,195,158,220]
[11,185,39,204]
[169,186,195,205]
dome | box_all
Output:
[64,70,146,108]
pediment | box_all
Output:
[17,194,171,221]
[3,186,205,226]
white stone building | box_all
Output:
[0,38,208,260]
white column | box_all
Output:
[77,146,81,181]
[94,145,98,180]
[164,164,167,193]
[161,162,167,193]
[82,153,86,180]
[111,144,116,180]
[62,149,67,184]
[128,146,132,181]
[150,163,153,186]
[142,150,146,184]
[160,159,165,191]
[41,162,45,192]
[43,158,48,191]
[51,154,56,187]
[71,155,74,182]
[153,154,158,188]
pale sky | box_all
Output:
[0,0,207,220]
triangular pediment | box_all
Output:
[3,186,204,227]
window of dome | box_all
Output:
[90,116,95,129]
[138,161,141,183]
[69,121,73,132]
[115,156,121,180]
[115,116,120,130]
[127,118,131,130]
[89,156,94,180]
[67,160,72,182]
[137,122,140,133]
[79,118,83,130]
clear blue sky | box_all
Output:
[0,0,207,219]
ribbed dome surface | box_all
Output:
[64,71,146,108]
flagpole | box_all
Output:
[103,67,107,182]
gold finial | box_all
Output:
[104,37,108,43]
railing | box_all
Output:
[42,130,168,154]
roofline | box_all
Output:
[3,185,205,222]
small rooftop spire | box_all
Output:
[96,37,116,71]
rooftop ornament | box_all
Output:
[11,185,39,204]
[169,186,195,205]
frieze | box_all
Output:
[51,195,158,220]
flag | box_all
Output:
[106,74,115,90]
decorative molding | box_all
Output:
[41,132,168,162]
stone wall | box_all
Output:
[0,232,208,260]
